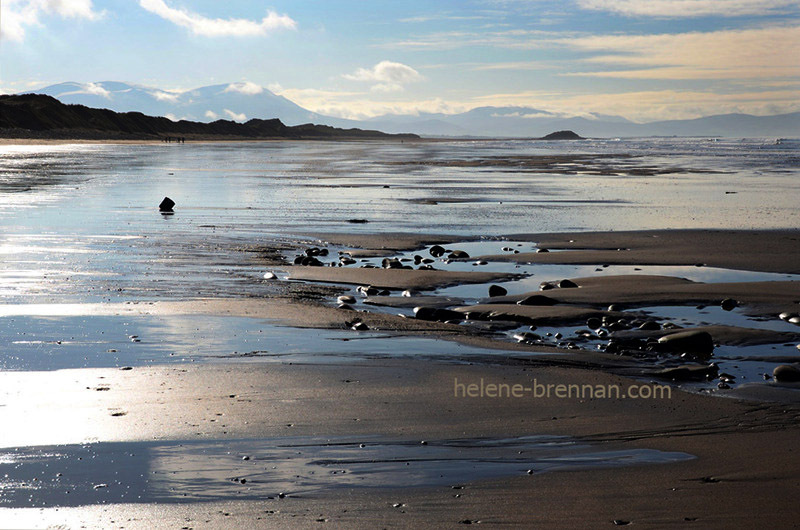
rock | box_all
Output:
[657,330,714,357]
[558,279,578,288]
[537,248,549,253]
[358,285,379,296]
[351,322,369,331]
[448,250,470,259]
[586,317,602,330]
[654,363,718,381]
[474,260,488,266]
[517,294,558,306]
[790,317,800,326]
[402,290,419,297]
[305,247,322,257]
[414,306,463,322]
[540,282,556,291]
[338,303,354,310]
[382,258,403,269]
[488,285,508,297]
[339,256,357,265]
[608,304,621,312]
[263,272,277,280]
[429,245,446,258]
[773,364,800,382]
[159,197,175,212]
[347,219,369,224]
[720,298,738,311]
[514,332,541,343]
[638,321,661,331]
[338,295,356,304]
[779,312,797,321]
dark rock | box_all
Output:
[351,322,369,331]
[338,303,354,310]
[347,219,369,224]
[587,317,602,330]
[337,295,356,304]
[536,248,549,253]
[654,363,718,381]
[414,306,463,322]
[358,285,379,296]
[159,197,175,212]
[639,321,661,331]
[720,298,738,311]
[514,332,542,343]
[488,285,508,297]
[773,364,800,382]
[429,245,446,258]
[657,330,714,357]
[517,294,558,306]
[448,250,470,260]
[540,282,556,291]
[558,279,578,288]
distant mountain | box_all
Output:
[24,82,800,138]
[28,81,352,127]
[0,94,418,141]
[364,107,800,138]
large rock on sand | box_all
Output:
[773,364,800,383]
[657,330,714,357]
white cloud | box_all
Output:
[343,61,424,92]
[150,90,180,102]
[223,109,247,121]
[577,0,800,17]
[224,82,264,95]
[2,0,102,42]
[138,0,296,37]
[561,25,800,80]
[205,110,219,120]
[55,82,111,99]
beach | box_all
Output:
[1,139,799,528]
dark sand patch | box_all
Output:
[488,230,800,275]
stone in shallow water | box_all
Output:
[558,279,578,288]
[587,317,602,330]
[338,295,356,304]
[158,196,175,212]
[517,294,558,306]
[488,285,508,297]
[657,330,714,356]
[429,245,446,258]
[414,306,463,322]
[720,298,738,311]
[773,364,800,383]
[448,250,470,260]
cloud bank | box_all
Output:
[577,0,800,17]
[138,0,296,37]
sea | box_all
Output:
[0,137,798,376]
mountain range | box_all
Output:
[26,81,800,138]
[0,94,417,141]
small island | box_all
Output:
[539,130,584,140]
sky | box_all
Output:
[1,0,799,122]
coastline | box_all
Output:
[2,227,800,526]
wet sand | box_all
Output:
[3,228,800,527]
[1,359,799,527]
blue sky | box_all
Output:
[1,0,798,121]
